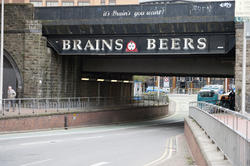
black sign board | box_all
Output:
[35,1,234,22]
[48,34,234,55]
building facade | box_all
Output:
[4,0,138,6]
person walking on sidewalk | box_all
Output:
[228,89,235,111]
[7,86,16,111]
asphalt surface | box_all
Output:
[0,94,196,166]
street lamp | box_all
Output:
[0,0,4,110]
[242,22,250,114]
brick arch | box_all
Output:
[3,50,23,98]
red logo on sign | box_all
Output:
[126,41,138,52]
[164,77,169,82]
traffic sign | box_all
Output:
[246,22,250,38]
[164,77,169,82]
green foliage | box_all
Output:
[133,75,152,82]
[237,88,241,96]
[143,92,169,103]
[186,156,195,165]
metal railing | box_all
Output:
[189,101,250,166]
[171,88,200,94]
[0,96,168,117]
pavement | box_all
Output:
[185,117,232,166]
[0,94,197,166]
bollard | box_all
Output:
[2,100,4,116]
[64,116,68,130]
[18,99,21,115]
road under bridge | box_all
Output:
[3,1,235,99]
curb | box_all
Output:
[184,117,232,166]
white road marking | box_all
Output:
[0,127,134,141]
[90,162,110,166]
[20,136,104,146]
[73,136,103,140]
[20,159,52,166]
[20,140,63,146]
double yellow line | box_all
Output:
[144,137,176,166]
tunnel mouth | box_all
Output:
[3,51,23,98]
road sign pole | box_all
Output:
[242,22,247,114]
[157,76,160,99]
[0,0,4,111]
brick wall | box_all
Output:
[4,4,34,97]
[0,105,168,132]
[235,22,250,113]
[3,4,87,98]
[184,119,208,166]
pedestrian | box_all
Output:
[228,89,235,111]
[7,86,16,111]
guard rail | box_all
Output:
[189,101,250,166]
[0,96,168,117]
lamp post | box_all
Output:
[242,22,250,114]
[157,76,160,99]
[0,0,4,111]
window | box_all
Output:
[31,1,43,6]
[199,91,215,98]
[78,1,90,6]
[180,82,186,88]
[30,1,43,6]
[62,1,74,6]
[177,77,185,82]
[185,77,193,82]
[109,0,115,5]
[46,1,59,6]
[100,0,105,5]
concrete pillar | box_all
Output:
[235,22,250,113]
[172,77,176,89]
[207,77,210,85]
[224,78,230,92]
